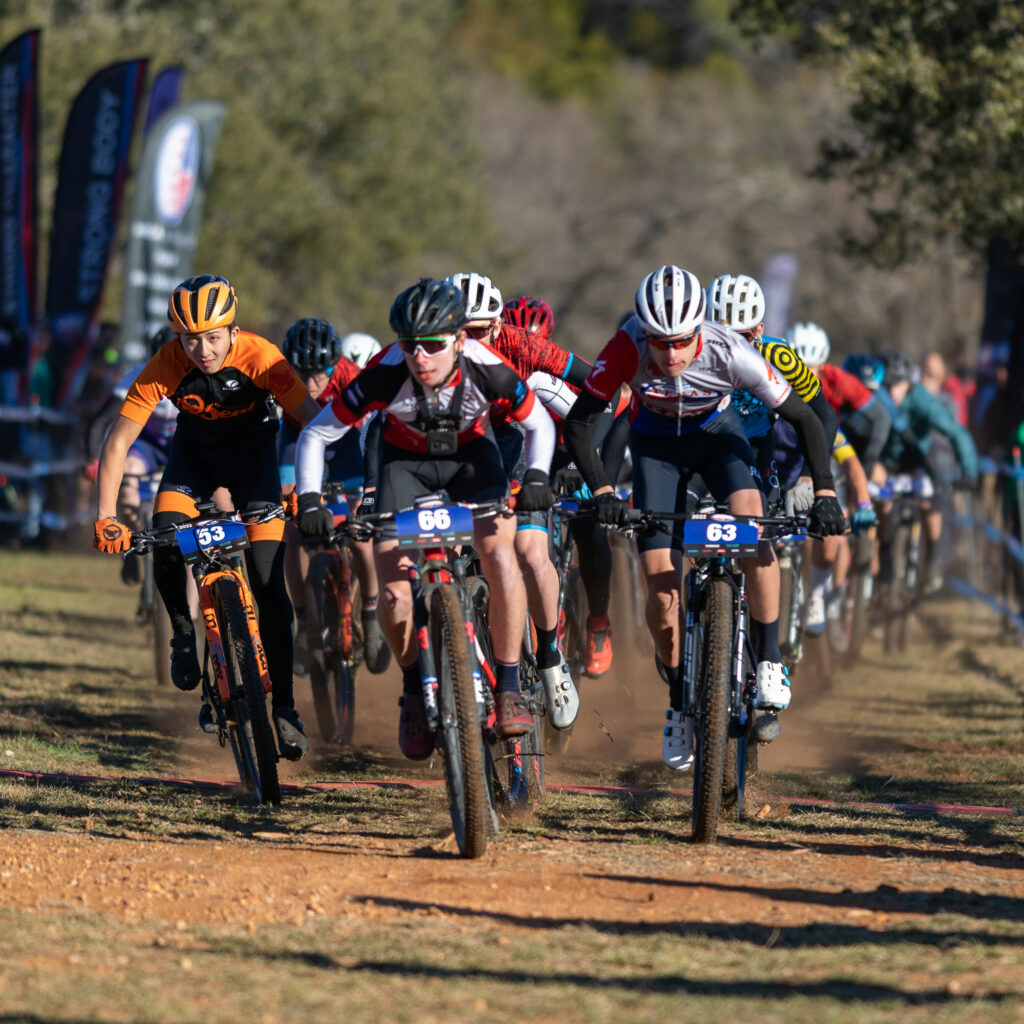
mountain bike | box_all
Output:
[881,474,926,653]
[124,471,174,687]
[627,507,805,844]
[303,484,363,744]
[775,525,807,671]
[826,526,875,665]
[128,502,285,805]
[352,494,515,858]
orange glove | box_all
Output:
[94,516,132,554]
[282,490,299,519]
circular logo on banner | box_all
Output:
[154,117,200,227]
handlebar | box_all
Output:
[128,502,285,555]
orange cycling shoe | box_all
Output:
[585,615,613,677]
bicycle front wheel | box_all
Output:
[692,577,733,844]
[215,577,281,805]
[306,551,357,744]
[432,585,488,859]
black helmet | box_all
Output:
[883,350,914,386]
[283,317,342,372]
[149,325,176,358]
[389,278,466,337]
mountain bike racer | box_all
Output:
[294,277,557,758]
[93,274,321,760]
[279,317,389,675]
[446,273,582,726]
[564,265,846,770]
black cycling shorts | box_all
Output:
[376,435,509,521]
[631,406,764,553]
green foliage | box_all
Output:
[733,0,1024,265]
[1,0,491,337]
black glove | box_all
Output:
[808,494,847,537]
[297,491,334,539]
[593,491,630,528]
[356,489,376,519]
[552,463,585,497]
[516,469,554,513]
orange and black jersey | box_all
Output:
[120,332,308,447]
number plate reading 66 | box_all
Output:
[175,519,250,563]
[395,504,475,548]
[683,516,760,557]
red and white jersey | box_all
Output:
[295,338,555,494]
[584,317,792,437]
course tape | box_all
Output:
[945,576,1024,634]
[0,767,1019,818]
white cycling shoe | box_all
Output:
[662,709,694,771]
[538,658,580,730]
[803,586,827,637]
[755,661,792,710]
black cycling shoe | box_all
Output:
[274,706,309,761]
[170,630,201,692]
[361,605,391,675]
[753,710,781,745]
[198,701,217,734]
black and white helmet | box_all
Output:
[705,274,766,331]
[448,272,503,321]
[634,265,706,337]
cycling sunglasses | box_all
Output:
[397,334,457,356]
[462,322,497,340]
[645,327,701,351]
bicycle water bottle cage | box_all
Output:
[411,356,466,456]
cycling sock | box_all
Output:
[750,617,782,663]
[495,660,520,695]
[363,594,379,612]
[809,563,831,596]
[535,625,560,670]
[666,663,683,712]
[401,663,422,695]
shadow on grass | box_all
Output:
[590,872,1024,925]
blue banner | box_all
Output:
[44,58,148,408]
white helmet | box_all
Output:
[706,274,765,330]
[338,331,381,369]
[787,322,831,366]
[634,265,706,337]
[448,272,503,321]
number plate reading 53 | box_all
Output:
[175,519,250,563]
[395,505,475,548]
[683,516,760,557]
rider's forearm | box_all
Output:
[563,389,613,493]
[97,435,131,519]
[809,390,838,450]
[775,392,835,491]
[295,403,349,495]
[520,396,556,474]
[860,398,891,469]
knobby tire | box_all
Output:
[692,577,733,844]
[215,577,281,805]
[432,585,488,859]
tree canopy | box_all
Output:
[733,0,1024,266]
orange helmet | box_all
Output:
[167,274,238,333]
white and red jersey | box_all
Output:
[584,316,792,437]
[295,338,555,494]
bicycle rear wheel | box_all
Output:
[884,520,911,654]
[306,551,357,744]
[692,577,733,844]
[215,577,281,805]
[432,585,488,859]
[550,568,585,755]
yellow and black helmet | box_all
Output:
[167,274,237,333]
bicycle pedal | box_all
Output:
[198,703,217,734]
[753,711,781,745]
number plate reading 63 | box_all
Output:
[395,504,475,548]
[175,518,250,563]
[683,516,760,557]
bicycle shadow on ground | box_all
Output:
[587,872,1024,927]
[339,895,1023,961]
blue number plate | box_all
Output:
[395,504,475,548]
[325,499,349,520]
[175,518,250,563]
[683,516,760,557]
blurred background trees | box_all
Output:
[1,0,1006,361]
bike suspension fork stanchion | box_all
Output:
[682,569,699,712]
[412,577,441,730]
[733,570,749,722]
